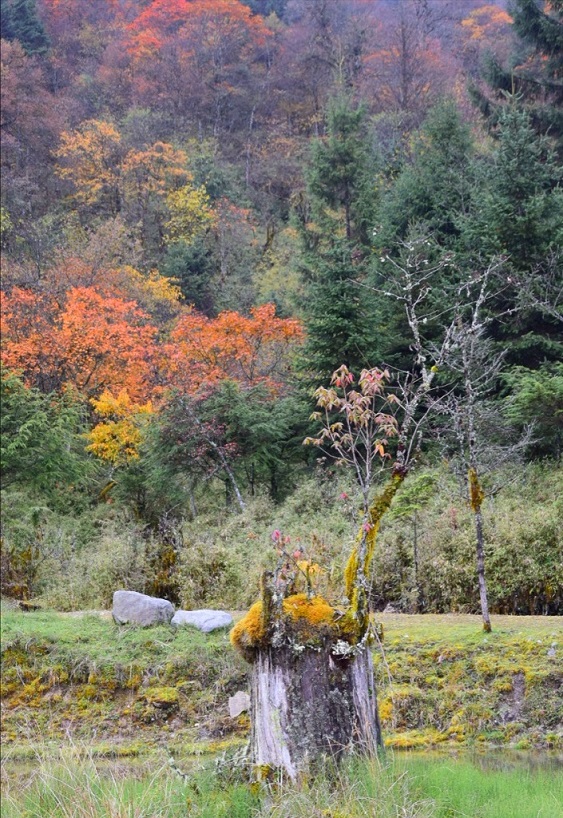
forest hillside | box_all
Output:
[1,0,562,617]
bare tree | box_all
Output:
[515,250,563,324]
[430,266,533,631]
[371,239,533,631]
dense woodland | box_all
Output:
[1,0,562,616]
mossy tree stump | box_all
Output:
[250,642,381,780]
[231,475,403,780]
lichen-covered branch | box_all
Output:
[342,471,405,639]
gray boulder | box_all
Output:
[229,691,251,718]
[171,609,233,633]
[113,590,175,626]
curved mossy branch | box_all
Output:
[342,471,405,639]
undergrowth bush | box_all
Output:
[3,463,561,615]
[372,463,563,614]
[38,531,151,611]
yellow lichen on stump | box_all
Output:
[282,593,338,641]
[230,601,266,657]
[230,594,341,660]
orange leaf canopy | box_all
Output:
[166,303,303,395]
[1,286,157,400]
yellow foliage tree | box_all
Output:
[121,142,190,204]
[55,120,123,213]
[86,389,153,466]
[165,183,215,244]
[116,265,183,323]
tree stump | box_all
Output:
[231,593,383,780]
[230,477,404,780]
[250,645,382,780]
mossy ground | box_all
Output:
[374,613,562,750]
[1,605,561,759]
[0,604,248,757]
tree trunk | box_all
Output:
[412,511,423,612]
[474,508,491,632]
[250,644,382,780]
[468,468,491,632]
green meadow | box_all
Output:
[2,606,561,816]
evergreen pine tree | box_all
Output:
[472,0,563,154]
[370,101,476,368]
[1,0,49,55]
[377,99,475,248]
[300,238,378,383]
[307,97,378,246]
[297,96,380,385]
[461,103,563,368]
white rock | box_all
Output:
[229,691,251,718]
[171,609,233,633]
[112,590,174,626]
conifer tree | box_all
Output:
[0,0,49,55]
[377,99,475,248]
[298,96,380,385]
[371,102,476,368]
[460,103,563,368]
[472,0,563,154]
[300,238,377,383]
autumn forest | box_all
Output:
[1,0,562,619]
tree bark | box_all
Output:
[468,467,491,632]
[474,508,491,632]
[250,644,382,780]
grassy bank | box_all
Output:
[374,613,562,750]
[2,749,562,818]
[1,607,561,755]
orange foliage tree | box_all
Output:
[458,4,514,72]
[124,0,272,131]
[1,286,157,400]
[166,303,303,395]
[3,250,183,325]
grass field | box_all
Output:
[2,748,562,818]
[2,605,562,816]
[2,606,561,756]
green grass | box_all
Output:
[2,606,561,752]
[0,605,238,668]
[399,753,563,818]
[0,751,426,818]
[1,750,194,818]
[2,750,561,818]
